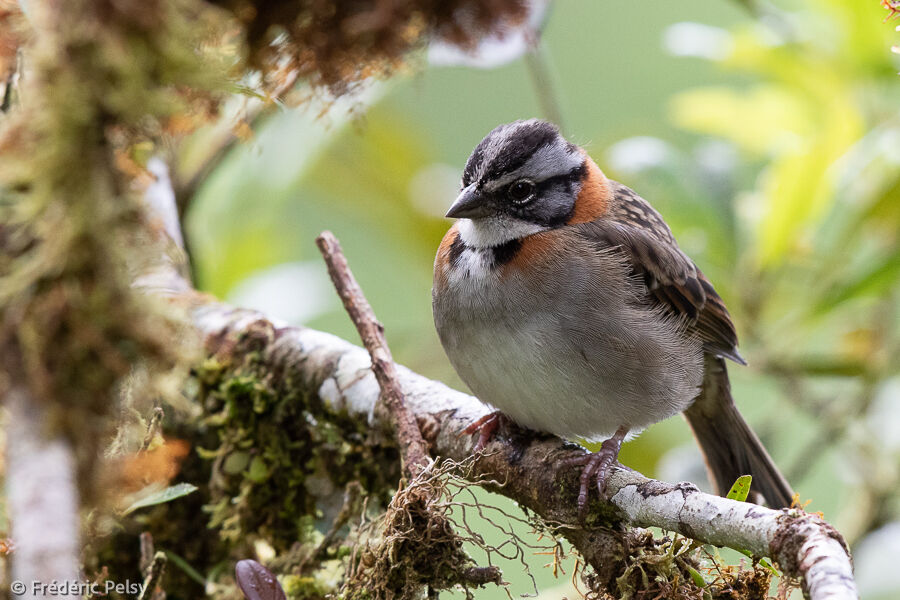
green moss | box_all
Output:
[86,322,401,596]
[194,324,401,552]
[0,0,227,502]
[282,575,328,600]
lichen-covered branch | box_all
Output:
[184,301,857,599]
[0,0,216,510]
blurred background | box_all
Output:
[178,0,899,597]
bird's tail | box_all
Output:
[683,354,795,508]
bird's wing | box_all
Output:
[574,183,744,364]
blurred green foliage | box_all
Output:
[185,0,900,598]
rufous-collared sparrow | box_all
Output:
[432,119,794,509]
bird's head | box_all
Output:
[447,119,606,248]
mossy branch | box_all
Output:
[187,304,856,599]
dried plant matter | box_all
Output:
[213,0,529,92]
[344,460,510,600]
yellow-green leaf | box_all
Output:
[726,475,752,502]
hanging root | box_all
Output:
[343,457,562,600]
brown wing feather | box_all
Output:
[574,182,745,365]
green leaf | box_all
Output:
[165,550,207,586]
[247,456,270,483]
[758,557,780,576]
[223,451,250,475]
[687,565,707,588]
[737,549,781,576]
[122,483,198,515]
[670,86,808,155]
[812,254,900,316]
[672,35,865,268]
[726,475,752,503]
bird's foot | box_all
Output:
[462,411,507,452]
[557,426,629,515]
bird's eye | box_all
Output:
[507,179,535,204]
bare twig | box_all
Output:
[139,532,155,573]
[460,565,503,586]
[524,40,565,131]
[137,551,167,600]
[315,231,430,478]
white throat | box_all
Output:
[456,216,547,249]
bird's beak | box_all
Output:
[445,185,491,219]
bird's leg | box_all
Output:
[556,425,630,514]
[461,411,507,452]
[592,425,629,499]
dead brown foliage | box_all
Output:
[213,0,528,93]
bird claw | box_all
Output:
[461,411,506,452]
[556,426,628,516]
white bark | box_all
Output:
[613,476,855,598]
[5,386,81,599]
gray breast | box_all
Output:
[432,232,704,441]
